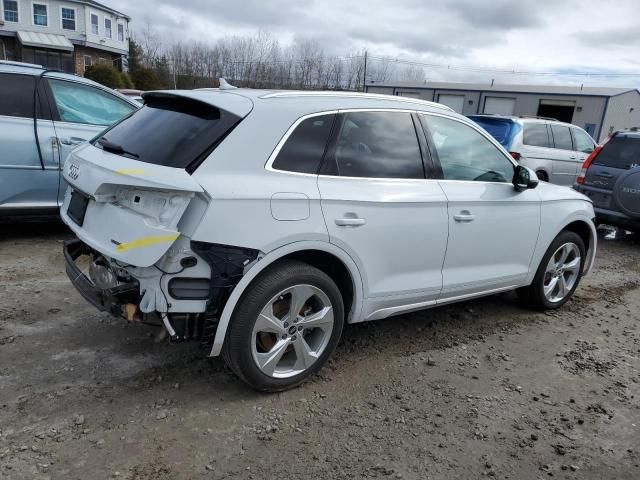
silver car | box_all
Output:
[469,115,597,185]
[0,61,139,217]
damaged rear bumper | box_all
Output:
[64,239,140,317]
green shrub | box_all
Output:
[84,64,123,89]
[131,67,162,90]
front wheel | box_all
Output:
[518,231,585,310]
[222,261,344,392]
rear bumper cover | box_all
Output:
[593,207,639,230]
[64,238,139,316]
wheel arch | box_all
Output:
[209,241,364,357]
[557,216,597,276]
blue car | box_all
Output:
[0,61,139,217]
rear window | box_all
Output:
[92,94,241,172]
[0,73,35,118]
[594,134,640,170]
[467,116,520,149]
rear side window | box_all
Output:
[48,79,135,126]
[550,125,573,150]
[594,135,640,170]
[272,114,335,174]
[328,111,423,179]
[93,94,242,171]
[0,73,35,118]
[468,116,520,149]
[523,123,551,147]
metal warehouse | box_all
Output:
[366,81,640,141]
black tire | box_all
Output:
[536,170,548,182]
[222,260,344,392]
[518,230,585,311]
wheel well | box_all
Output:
[564,220,591,254]
[273,250,355,321]
[536,170,548,182]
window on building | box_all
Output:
[84,55,93,72]
[61,7,75,30]
[90,13,99,35]
[117,23,125,42]
[550,125,573,150]
[420,114,514,183]
[3,0,18,22]
[326,112,424,179]
[104,18,112,38]
[33,3,48,26]
[273,115,336,174]
[523,123,551,148]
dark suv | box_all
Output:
[574,129,640,232]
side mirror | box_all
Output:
[513,165,539,192]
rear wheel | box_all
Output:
[222,261,344,392]
[536,170,548,182]
[518,231,585,310]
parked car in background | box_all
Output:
[0,61,139,217]
[117,89,144,104]
[60,88,596,391]
[574,128,640,232]
[468,115,597,185]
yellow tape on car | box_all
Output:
[115,168,148,176]
[115,234,179,252]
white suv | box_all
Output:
[61,88,597,391]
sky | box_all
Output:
[107,0,640,87]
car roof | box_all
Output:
[469,114,578,128]
[145,87,460,122]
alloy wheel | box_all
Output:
[251,284,334,378]
[543,242,581,303]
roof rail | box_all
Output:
[518,115,558,121]
[260,90,454,112]
[0,60,43,69]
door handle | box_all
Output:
[335,217,366,227]
[59,137,86,146]
[569,156,577,160]
[453,211,475,222]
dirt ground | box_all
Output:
[0,222,638,480]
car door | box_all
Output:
[0,72,60,213]
[549,123,578,185]
[46,77,137,204]
[419,113,541,299]
[317,111,449,318]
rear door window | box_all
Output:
[92,94,242,171]
[594,134,640,170]
[523,123,551,147]
[0,73,35,118]
[326,111,424,179]
[48,78,135,126]
[272,114,335,174]
[550,125,574,150]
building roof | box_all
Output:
[366,80,639,97]
[66,0,130,20]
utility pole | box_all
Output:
[362,50,368,92]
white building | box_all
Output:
[0,0,129,75]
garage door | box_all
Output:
[484,97,516,115]
[437,94,465,113]
[397,91,422,98]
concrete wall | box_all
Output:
[601,91,640,141]
[0,0,128,55]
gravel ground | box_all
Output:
[0,222,639,480]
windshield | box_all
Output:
[468,116,520,150]
[92,94,242,172]
[594,134,640,170]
